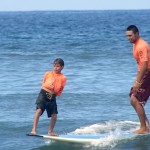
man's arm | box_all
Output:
[134,61,148,87]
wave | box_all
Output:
[39,120,150,150]
[66,120,141,148]
[71,120,139,134]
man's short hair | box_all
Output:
[126,25,139,34]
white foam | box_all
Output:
[71,120,139,135]
[69,120,139,148]
[45,120,139,148]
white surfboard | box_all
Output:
[27,132,150,144]
[27,133,110,143]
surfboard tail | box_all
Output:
[26,133,44,138]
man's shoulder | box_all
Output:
[139,38,149,45]
[137,38,150,49]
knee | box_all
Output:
[130,95,138,106]
[51,114,57,120]
[36,109,42,116]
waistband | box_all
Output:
[41,89,56,100]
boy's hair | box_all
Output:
[53,58,64,67]
[126,25,139,34]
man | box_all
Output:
[126,25,150,134]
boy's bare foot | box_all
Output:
[48,131,58,136]
[30,130,36,135]
[133,128,150,134]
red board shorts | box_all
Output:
[129,70,150,106]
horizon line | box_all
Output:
[0,8,150,12]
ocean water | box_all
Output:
[0,10,150,150]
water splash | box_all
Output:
[71,120,139,135]
[68,120,140,148]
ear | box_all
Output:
[135,32,139,37]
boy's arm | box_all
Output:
[57,76,67,96]
[42,72,48,86]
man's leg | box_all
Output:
[130,94,149,134]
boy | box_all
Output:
[31,58,67,136]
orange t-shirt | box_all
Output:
[133,38,150,71]
[41,71,66,96]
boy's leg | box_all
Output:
[130,94,149,134]
[48,114,58,136]
[31,109,42,134]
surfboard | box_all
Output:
[26,132,150,144]
[27,133,110,143]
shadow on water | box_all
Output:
[116,135,150,150]
[131,135,150,150]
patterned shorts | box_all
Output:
[36,89,58,117]
[129,70,150,106]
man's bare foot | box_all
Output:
[48,131,58,136]
[133,128,150,134]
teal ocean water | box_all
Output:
[0,10,150,150]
